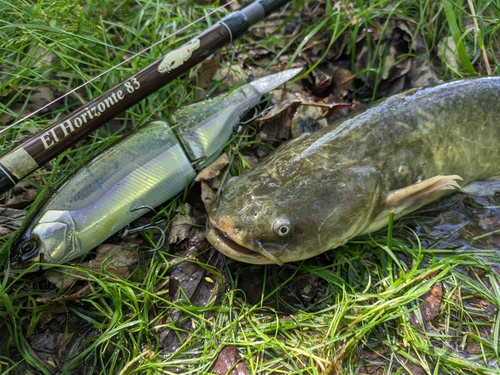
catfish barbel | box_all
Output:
[10,68,301,271]
[206,77,500,265]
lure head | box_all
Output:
[10,210,81,272]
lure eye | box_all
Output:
[19,239,39,260]
[273,218,291,237]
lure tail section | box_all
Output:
[172,67,302,162]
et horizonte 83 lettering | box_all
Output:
[40,78,141,150]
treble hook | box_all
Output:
[118,206,166,252]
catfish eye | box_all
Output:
[19,239,39,259]
[273,218,291,237]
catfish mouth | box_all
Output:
[206,219,284,265]
[208,221,255,255]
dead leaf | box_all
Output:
[22,45,58,69]
[233,266,319,313]
[291,105,328,138]
[36,283,94,304]
[29,331,75,365]
[194,59,220,100]
[381,43,397,80]
[211,64,247,94]
[0,103,31,125]
[0,207,26,235]
[44,244,139,290]
[29,86,54,108]
[44,270,78,290]
[389,58,412,82]
[256,95,302,123]
[201,180,217,212]
[422,281,443,321]
[439,36,458,70]
[0,85,55,125]
[213,345,250,375]
[195,153,229,182]
[1,182,38,208]
[310,63,334,95]
[331,68,355,98]
[37,312,53,329]
[159,244,223,352]
[24,313,91,371]
[256,84,352,142]
[169,213,192,244]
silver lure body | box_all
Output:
[11,68,301,271]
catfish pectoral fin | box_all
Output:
[364,174,463,234]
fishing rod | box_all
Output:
[0,0,292,195]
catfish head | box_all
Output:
[206,158,383,265]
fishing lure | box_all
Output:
[10,68,301,271]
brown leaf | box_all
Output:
[0,85,54,125]
[423,281,443,321]
[213,345,250,375]
[160,246,223,352]
[256,95,299,144]
[43,244,139,290]
[200,180,217,212]
[0,207,26,235]
[36,283,94,304]
[28,86,54,108]
[44,270,78,290]
[381,43,397,80]
[212,64,247,92]
[390,59,412,82]
[91,244,139,278]
[310,63,335,95]
[0,103,31,125]
[2,183,38,208]
[331,68,355,98]
[439,36,459,70]
[194,59,220,100]
[37,312,53,329]
[169,212,192,244]
[291,105,328,138]
[195,153,229,182]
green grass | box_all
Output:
[1,0,500,373]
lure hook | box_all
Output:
[119,206,166,252]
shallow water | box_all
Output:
[399,192,500,252]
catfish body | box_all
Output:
[206,78,500,264]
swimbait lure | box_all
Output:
[207,77,500,265]
[10,68,301,271]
